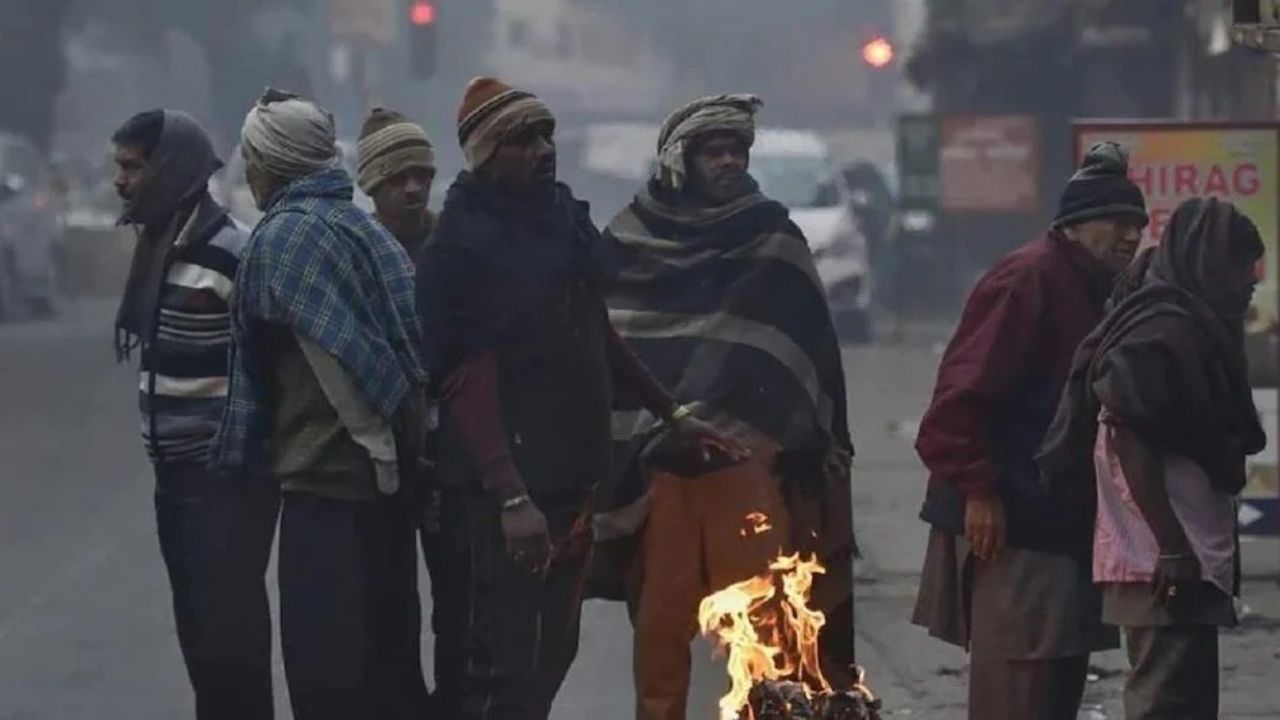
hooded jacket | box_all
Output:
[114,111,246,465]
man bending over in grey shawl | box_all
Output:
[594,93,857,720]
[211,89,431,720]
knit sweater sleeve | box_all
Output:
[442,350,527,503]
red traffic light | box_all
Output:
[410,1,436,26]
[862,36,894,68]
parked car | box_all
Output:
[752,129,872,343]
[211,138,374,226]
[0,133,63,319]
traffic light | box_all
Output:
[861,36,894,68]
[408,0,438,79]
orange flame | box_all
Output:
[741,511,774,537]
[697,552,830,720]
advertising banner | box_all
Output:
[940,116,1040,213]
[1075,122,1280,535]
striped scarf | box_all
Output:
[602,183,852,510]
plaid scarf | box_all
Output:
[212,168,426,469]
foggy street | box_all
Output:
[2,301,1277,719]
[6,1,1280,719]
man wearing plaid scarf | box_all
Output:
[212,89,430,719]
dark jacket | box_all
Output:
[419,174,617,504]
[917,231,1112,557]
[137,195,246,465]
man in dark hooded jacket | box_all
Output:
[112,110,279,719]
[1041,197,1266,719]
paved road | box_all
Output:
[2,301,1277,719]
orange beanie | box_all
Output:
[457,77,517,136]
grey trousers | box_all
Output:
[1124,625,1219,720]
[968,654,1089,720]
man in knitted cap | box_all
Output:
[111,109,278,719]
[911,142,1148,719]
[213,89,430,719]
[357,107,437,263]
[357,104,442,697]
[595,93,857,719]
[417,77,740,719]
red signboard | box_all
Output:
[940,116,1040,213]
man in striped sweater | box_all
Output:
[112,110,279,720]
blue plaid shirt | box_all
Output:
[211,168,426,470]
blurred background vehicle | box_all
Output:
[753,129,873,344]
[0,132,65,320]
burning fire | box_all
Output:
[698,553,832,719]
[699,515,879,720]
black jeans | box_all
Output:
[432,488,592,720]
[278,491,430,720]
[154,462,280,720]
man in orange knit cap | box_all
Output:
[417,77,741,719]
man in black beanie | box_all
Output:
[911,142,1148,719]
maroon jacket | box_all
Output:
[917,231,1113,555]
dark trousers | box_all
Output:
[968,654,1089,720]
[432,488,592,720]
[278,491,430,720]
[154,462,280,720]
[1124,625,1219,719]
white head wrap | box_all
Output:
[655,93,762,191]
[240,88,338,181]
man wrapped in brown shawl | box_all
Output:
[1040,196,1266,528]
[1040,196,1267,720]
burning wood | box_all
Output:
[746,675,881,720]
[698,542,882,720]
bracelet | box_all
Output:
[668,404,693,424]
[1157,551,1192,560]
[501,494,532,512]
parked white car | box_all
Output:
[752,129,872,342]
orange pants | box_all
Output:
[633,453,791,720]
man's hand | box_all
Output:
[501,497,551,575]
[1152,552,1201,604]
[673,414,751,461]
[964,494,1006,561]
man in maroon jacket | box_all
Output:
[911,142,1148,720]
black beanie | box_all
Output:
[1054,141,1148,228]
